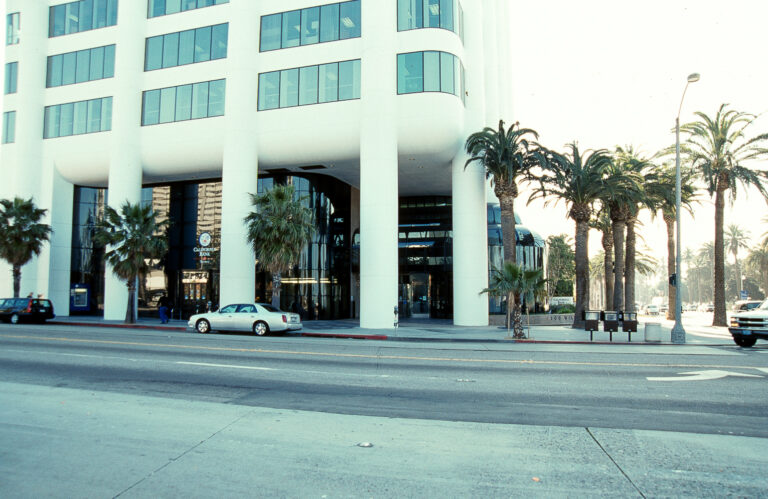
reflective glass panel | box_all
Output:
[397,0,422,30]
[65,3,80,34]
[60,103,74,136]
[191,82,209,118]
[440,52,454,94]
[280,69,299,108]
[339,1,361,39]
[194,26,212,62]
[424,0,440,28]
[301,7,319,45]
[175,84,193,121]
[258,72,280,110]
[260,14,281,51]
[299,66,318,105]
[397,53,423,94]
[163,32,180,68]
[90,46,105,80]
[62,52,77,85]
[318,63,338,103]
[146,36,164,71]
[423,51,440,91]
[46,106,61,138]
[159,87,177,123]
[87,99,102,133]
[103,45,115,78]
[282,10,300,48]
[4,62,18,94]
[77,49,91,83]
[338,60,360,100]
[100,97,112,131]
[48,56,62,87]
[178,30,195,65]
[440,0,453,31]
[73,101,88,134]
[7,12,21,44]
[80,0,93,31]
[208,80,225,116]
[320,4,340,42]
[211,24,228,59]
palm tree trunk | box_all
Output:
[12,266,21,298]
[625,218,636,312]
[572,218,589,328]
[665,217,675,320]
[602,233,613,311]
[734,251,741,301]
[271,272,282,309]
[125,280,136,324]
[713,187,727,326]
[498,193,517,265]
[611,219,626,311]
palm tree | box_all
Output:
[589,207,613,309]
[244,184,314,309]
[645,164,697,319]
[481,262,546,338]
[529,142,612,328]
[681,103,768,326]
[0,197,53,298]
[725,224,751,300]
[464,120,545,265]
[744,241,768,296]
[93,202,169,324]
[599,147,645,311]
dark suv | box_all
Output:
[0,298,55,324]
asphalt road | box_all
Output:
[2,323,767,497]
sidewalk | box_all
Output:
[49,314,735,346]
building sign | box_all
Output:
[193,232,218,261]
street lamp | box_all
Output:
[672,72,700,344]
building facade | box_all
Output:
[2,0,513,328]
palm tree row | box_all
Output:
[467,104,768,329]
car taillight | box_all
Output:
[282,314,287,323]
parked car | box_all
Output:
[0,297,55,324]
[729,299,768,347]
[643,304,659,315]
[732,300,762,312]
[188,303,302,335]
[698,303,714,312]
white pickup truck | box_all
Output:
[729,299,768,347]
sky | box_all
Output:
[2,0,767,266]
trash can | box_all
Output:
[644,322,661,342]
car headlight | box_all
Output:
[730,318,739,327]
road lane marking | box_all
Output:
[647,370,763,381]
[176,361,275,371]
[2,333,768,372]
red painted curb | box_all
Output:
[300,332,388,341]
[50,321,187,332]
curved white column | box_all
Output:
[219,0,260,307]
[103,0,146,319]
[359,1,398,329]
[452,0,488,326]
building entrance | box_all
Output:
[399,272,430,318]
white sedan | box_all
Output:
[188,303,302,335]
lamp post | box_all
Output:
[671,72,700,344]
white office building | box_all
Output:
[2,0,524,328]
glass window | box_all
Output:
[4,62,18,95]
[338,60,360,100]
[339,1,361,39]
[258,72,280,110]
[106,0,118,26]
[423,52,440,91]
[143,89,161,125]
[318,63,338,103]
[103,45,116,78]
[175,84,192,121]
[397,0,422,30]
[182,0,196,10]
[191,81,209,118]
[211,24,228,60]
[87,99,102,133]
[260,14,281,51]
[301,7,320,45]
[149,0,166,17]
[75,50,90,84]
[100,97,112,131]
[45,106,61,139]
[282,10,300,48]
[48,56,63,87]
[280,69,299,108]
[73,101,88,134]
[320,4,340,43]
[424,0,440,28]
[60,103,74,136]
[440,52,454,94]
[159,87,176,123]
[178,30,195,65]
[208,80,225,116]
[65,3,80,35]
[50,0,117,37]
[163,32,180,68]
[398,52,423,94]
[194,26,212,62]
[94,0,108,29]
[440,0,453,31]
[2,111,15,144]
[81,0,94,31]
[89,46,105,80]
[299,66,318,106]
[7,12,21,45]
[146,36,164,71]
[62,52,77,86]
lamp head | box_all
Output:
[687,73,700,83]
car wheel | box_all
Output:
[196,319,211,334]
[253,321,269,336]
[10,313,19,325]
[733,335,757,348]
